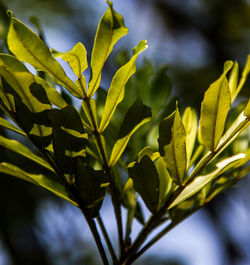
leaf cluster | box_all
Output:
[0,2,249,265]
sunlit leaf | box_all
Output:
[128,155,159,214]
[158,106,187,185]
[156,157,173,207]
[109,98,151,167]
[0,116,26,135]
[82,98,98,130]
[0,135,54,172]
[0,64,51,112]
[137,146,159,162]
[0,54,68,109]
[87,1,128,97]
[99,40,148,133]
[244,99,250,118]
[52,42,87,78]
[182,107,197,163]
[233,55,250,101]
[169,153,246,209]
[7,14,83,98]
[200,61,233,151]
[0,162,76,205]
[228,61,238,102]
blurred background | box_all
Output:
[0,0,250,264]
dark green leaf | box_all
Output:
[74,161,108,217]
[49,105,87,175]
[129,155,159,214]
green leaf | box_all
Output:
[217,110,250,153]
[0,116,26,136]
[228,61,238,102]
[0,53,28,71]
[0,76,15,112]
[74,161,108,217]
[52,42,88,78]
[7,15,83,98]
[99,40,148,133]
[169,153,247,209]
[128,155,159,214]
[159,107,187,186]
[233,55,250,101]
[200,61,233,151]
[182,107,197,163]
[87,1,128,97]
[0,54,68,109]
[109,98,151,167]
[81,98,98,130]
[244,99,250,118]
[137,146,159,162]
[156,157,173,207]
[0,135,54,172]
[0,64,51,113]
[0,162,76,205]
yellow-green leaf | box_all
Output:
[160,107,187,186]
[7,16,83,98]
[182,107,197,163]
[109,99,151,167]
[0,117,26,136]
[0,54,68,109]
[0,64,51,113]
[0,135,54,172]
[0,162,76,205]
[169,153,246,209]
[87,1,128,97]
[52,42,87,78]
[156,157,173,208]
[228,61,238,102]
[244,99,250,118]
[81,99,98,130]
[233,55,250,102]
[99,40,148,133]
[200,61,233,151]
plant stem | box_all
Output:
[32,138,110,265]
[97,215,119,264]
[80,84,125,258]
[123,114,250,263]
[124,222,175,265]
